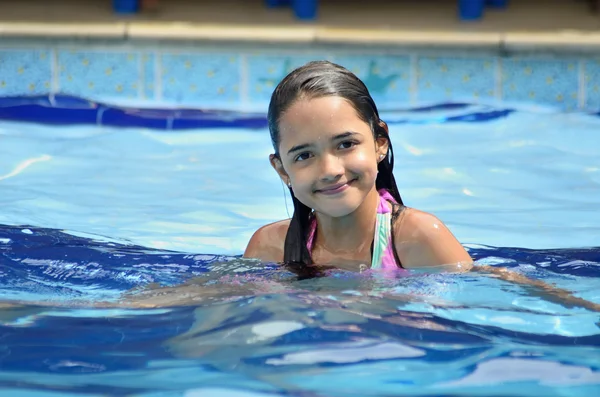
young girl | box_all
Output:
[242,61,600,312]
[244,60,472,272]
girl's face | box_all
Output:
[271,96,388,218]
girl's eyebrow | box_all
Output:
[287,143,311,156]
[286,132,359,156]
[332,131,359,140]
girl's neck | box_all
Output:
[313,187,380,255]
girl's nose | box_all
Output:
[318,154,344,182]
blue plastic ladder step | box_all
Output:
[459,0,509,21]
[487,0,509,8]
[266,0,507,22]
[459,0,485,20]
[266,0,317,20]
[113,0,139,14]
[293,0,318,20]
[265,0,291,7]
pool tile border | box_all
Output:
[2,21,600,51]
[1,25,600,112]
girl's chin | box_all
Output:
[314,198,363,218]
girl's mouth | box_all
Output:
[316,179,356,195]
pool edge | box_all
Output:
[2,21,600,50]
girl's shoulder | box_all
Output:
[393,206,441,236]
[392,206,472,269]
[243,219,291,262]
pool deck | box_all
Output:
[1,0,600,50]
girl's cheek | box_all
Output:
[351,151,376,171]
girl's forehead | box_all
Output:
[278,97,370,143]
[283,96,354,120]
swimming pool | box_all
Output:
[1,94,599,395]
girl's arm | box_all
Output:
[472,265,600,312]
[243,220,289,262]
[395,209,600,312]
[394,208,473,270]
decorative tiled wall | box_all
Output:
[0,49,52,96]
[584,59,600,110]
[159,52,241,107]
[417,56,496,103]
[500,58,580,110]
[1,44,599,112]
[57,50,141,100]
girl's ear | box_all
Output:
[269,154,290,185]
[375,121,390,159]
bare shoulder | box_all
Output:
[393,207,472,270]
[243,219,290,262]
[395,207,446,237]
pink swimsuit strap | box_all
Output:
[306,189,403,270]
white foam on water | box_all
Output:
[266,341,425,365]
[251,321,304,339]
[439,358,600,387]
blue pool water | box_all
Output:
[0,99,599,396]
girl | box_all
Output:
[243,61,600,312]
[244,60,472,271]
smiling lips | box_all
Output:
[315,179,356,195]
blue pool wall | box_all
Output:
[0,40,598,113]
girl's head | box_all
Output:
[267,60,402,265]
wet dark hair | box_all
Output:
[268,60,403,266]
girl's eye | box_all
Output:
[338,140,357,150]
[294,152,312,162]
